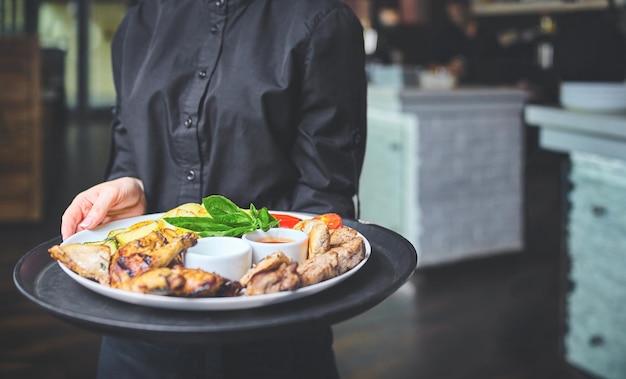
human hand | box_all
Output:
[61,177,147,240]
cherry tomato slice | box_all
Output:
[312,213,342,229]
[270,213,302,229]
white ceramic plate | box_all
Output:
[59,212,371,311]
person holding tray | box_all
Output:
[59,0,366,378]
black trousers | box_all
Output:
[96,327,340,379]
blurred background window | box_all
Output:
[0,0,26,33]
[38,0,126,115]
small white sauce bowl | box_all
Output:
[183,236,252,281]
[242,228,309,264]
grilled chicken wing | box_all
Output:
[175,266,242,297]
[122,266,186,295]
[49,243,111,285]
[109,231,197,288]
[122,266,242,297]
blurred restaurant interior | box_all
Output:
[2,0,626,378]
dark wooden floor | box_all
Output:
[1,117,594,379]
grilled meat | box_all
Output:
[297,236,365,287]
[122,266,186,295]
[244,262,301,296]
[239,251,292,287]
[109,231,197,288]
[122,266,242,297]
[296,252,339,287]
[332,236,366,274]
[293,219,329,258]
[49,243,111,285]
[175,266,242,297]
[241,226,366,293]
[50,215,367,300]
[240,251,301,295]
[329,226,358,247]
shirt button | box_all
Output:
[215,0,225,7]
[186,170,195,181]
[184,117,193,128]
[198,70,207,79]
[210,25,219,34]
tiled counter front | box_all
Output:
[361,86,527,266]
[526,105,626,379]
[566,152,626,379]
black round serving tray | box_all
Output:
[14,220,417,345]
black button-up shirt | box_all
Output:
[106,0,367,218]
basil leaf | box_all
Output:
[198,225,255,238]
[166,195,280,237]
[203,195,244,217]
[248,204,260,229]
[203,195,253,226]
[256,208,278,231]
[212,213,253,226]
[163,217,232,232]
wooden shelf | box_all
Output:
[473,0,620,16]
[0,36,43,222]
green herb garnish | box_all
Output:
[164,195,279,237]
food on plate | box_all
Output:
[312,213,342,229]
[110,220,162,246]
[50,228,242,298]
[49,243,111,285]
[163,202,209,218]
[293,219,330,258]
[121,266,242,297]
[163,195,279,237]
[48,195,367,299]
[239,251,294,287]
[160,203,209,232]
[241,252,301,296]
[270,212,341,231]
[109,231,198,288]
[270,213,302,228]
[329,226,358,246]
[239,223,366,295]
[297,234,365,287]
[296,253,338,287]
[105,218,189,251]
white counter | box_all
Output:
[525,105,626,159]
[525,104,626,379]
[361,85,527,266]
[370,86,531,112]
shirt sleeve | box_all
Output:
[290,6,367,219]
[104,10,140,182]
